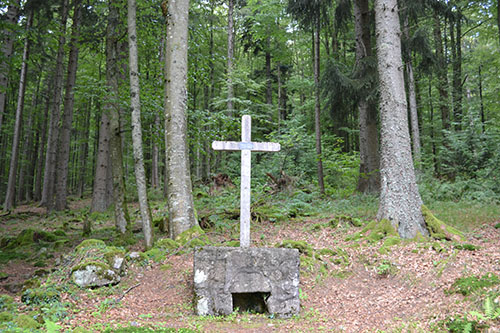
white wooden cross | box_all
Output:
[212,115,280,247]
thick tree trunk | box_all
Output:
[313,15,325,195]
[106,0,130,233]
[227,0,234,113]
[91,108,113,212]
[55,0,82,210]
[163,0,198,239]
[354,0,380,193]
[433,13,450,131]
[374,0,428,239]
[128,0,153,249]
[41,0,69,209]
[3,10,32,210]
[0,0,20,132]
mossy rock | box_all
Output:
[332,215,364,228]
[224,240,240,247]
[309,223,327,231]
[75,239,107,253]
[421,205,465,241]
[53,229,67,237]
[276,240,313,257]
[0,311,13,322]
[142,248,170,262]
[175,225,208,246]
[13,314,41,329]
[22,278,41,291]
[155,238,180,251]
[0,272,7,281]
[4,229,59,249]
[454,243,479,251]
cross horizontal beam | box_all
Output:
[212,141,281,152]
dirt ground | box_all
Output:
[1,203,500,332]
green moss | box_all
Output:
[142,248,168,263]
[317,248,337,257]
[22,278,41,291]
[0,295,14,312]
[53,229,67,237]
[379,236,401,254]
[309,223,327,231]
[422,205,465,241]
[103,247,126,267]
[188,238,207,248]
[224,241,240,247]
[356,219,398,243]
[0,311,13,322]
[71,260,110,273]
[75,239,106,253]
[0,272,7,280]
[175,225,206,246]
[495,223,500,229]
[155,238,180,251]
[13,314,40,329]
[276,240,314,257]
[454,243,479,251]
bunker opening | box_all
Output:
[232,292,270,314]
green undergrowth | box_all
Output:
[447,273,500,296]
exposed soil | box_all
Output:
[1,202,500,332]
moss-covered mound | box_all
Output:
[70,239,126,288]
[1,228,63,250]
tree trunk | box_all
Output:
[265,38,272,106]
[450,14,463,131]
[128,0,153,249]
[55,0,82,210]
[3,10,33,211]
[163,0,198,239]
[354,0,380,193]
[428,77,438,175]
[106,0,130,234]
[433,13,450,131]
[34,81,52,201]
[227,0,234,113]
[374,0,428,239]
[77,100,91,197]
[313,14,325,195]
[151,115,160,188]
[41,0,69,209]
[0,0,20,132]
[478,65,485,133]
[403,16,421,164]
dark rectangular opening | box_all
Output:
[232,292,270,314]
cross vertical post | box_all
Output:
[240,115,251,247]
[212,115,280,248]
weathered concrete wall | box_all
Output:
[194,246,300,318]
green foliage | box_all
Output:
[447,273,500,296]
[444,315,482,333]
[469,295,500,320]
[375,260,398,277]
[0,295,14,312]
[454,244,479,251]
[104,327,197,332]
[21,286,60,306]
[276,240,314,256]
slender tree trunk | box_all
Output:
[41,0,69,209]
[374,0,428,239]
[313,14,325,195]
[433,13,450,130]
[478,65,485,133]
[34,82,52,201]
[3,10,32,210]
[403,17,421,164]
[151,115,160,188]
[265,38,272,106]
[428,77,438,175]
[128,0,153,249]
[77,101,91,197]
[55,0,82,210]
[354,0,380,193]
[450,14,463,131]
[106,0,130,233]
[227,0,234,113]
[0,0,20,132]
[163,0,198,239]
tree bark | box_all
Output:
[34,82,52,201]
[227,0,234,113]
[354,0,380,193]
[403,16,421,164]
[313,13,325,195]
[3,10,33,211]
[450,13,463,131]
[106,0,130,234]
[374,0,428,239]
[0,0,20,132]
[433,12,450,131]
[265,38,273,106]
[41,0,69,209]
[55,0,82,210]
[128,0,153,249]
[163,0,198,239]
[77,100,91,197]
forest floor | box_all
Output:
[1,195,500,332]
